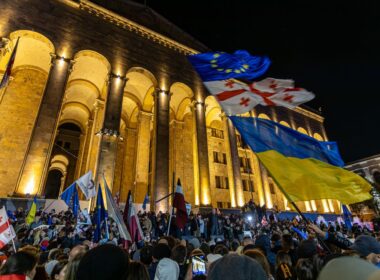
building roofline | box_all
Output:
[78,0,199,55]
[345,154,380,167]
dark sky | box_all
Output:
[137,0,380,163]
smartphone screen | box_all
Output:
[192,256,206,276]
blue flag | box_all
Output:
[291,226,308,240]
[60,183,80,218]
[342,204,352,231]
[94,185,108,242]
[142,193,149,211]
[187,50,270,82]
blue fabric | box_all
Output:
[60,183,80,217]
[277,211,340,222]
[187,50,271,81]
[229,116,344,167]
[142,194,149,211]
[342,204,352,230]
[291,226,308,240]
[94,185,108,242]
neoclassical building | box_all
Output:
[0,0,340,213]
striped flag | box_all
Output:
[26,196,37,225]
[0,37,20,89]
[0,207,15,249]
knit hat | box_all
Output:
[154,258,179,280]
[297,239,317,259]
[318,256,378,280]
[76,244,129,280]
[349,235,380,257]
[208,254,266,280]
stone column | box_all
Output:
[260,163,273,208]
[15,54,73,196]
[85,100,103,173]
[94,74,127,190]
[134,111,152,204]
[194,101,211,206]
[223,116,245,207]
[152,89,170,212]
[59,171,67,195]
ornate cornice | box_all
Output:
[294,107,324,123]
[78,0,199,55]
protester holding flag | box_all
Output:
[124,191,143,243]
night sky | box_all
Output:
[135,0,380,163]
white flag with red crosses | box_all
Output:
[0,207,15,249]
[204,78,314,115]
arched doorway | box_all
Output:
[44,170,63,199]
[44,123,82,196]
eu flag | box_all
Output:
[187,50,270,82]
[60,183,80,218]
[94,185,108,242]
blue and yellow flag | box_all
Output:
[26,196,37,225]
[188,50,270,82]
[230,116,372,205]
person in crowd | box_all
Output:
[171,245,187,280]
[154,258,179,280]
[148,243,171,279]
[0,251,38,280]
[49,261,67,280]
[244,249,274,280]
[126,261,150,280]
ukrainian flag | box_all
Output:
[230,116,372,205]
[26,196,37,225]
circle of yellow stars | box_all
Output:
[209,53,250,74]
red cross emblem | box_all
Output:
[283,93,294,103]
[269,80,277,89]
[240,97,250,107]
[224,80,235,88]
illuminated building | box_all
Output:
[0,0,339,213]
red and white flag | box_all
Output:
[173,179,188,230]
[204,78,314,115]
[124,191,143,243]
[0,38,20,89]
[0,207,15,249]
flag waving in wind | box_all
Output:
[0,37,20,89]
[0,207,16,249]
[230,116,372,205]
[26,196,37,225]
[188,50,270,82]
[103,178,131,242]
[94,185,107,242]
[76,171,96,199]
[204,78,314,115]
[124,191,143,243]
[60,183,80,218]
[173,179,188,230]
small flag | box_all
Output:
[173,179,188,230]
[124,191,143,243]
[76,171,96,199]
[342,204,352,231]
[291,226,308,240]
[0,207,16,249]
[94,185,108,242]
[104,180,131,242]
[60,183,80,217]
[0,37,20,89]
[26,197,37,225]
[142,193,149,211]
[188,50,270,82]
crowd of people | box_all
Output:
[0,200,380,280]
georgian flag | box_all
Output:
[0,207,15,249]
[76,171,96,199]
[204,78,314,115]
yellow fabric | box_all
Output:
[257,150,372,205]
[26,202,36,225]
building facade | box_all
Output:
[0,0,340,213]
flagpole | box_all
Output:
[102,174,110,240]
